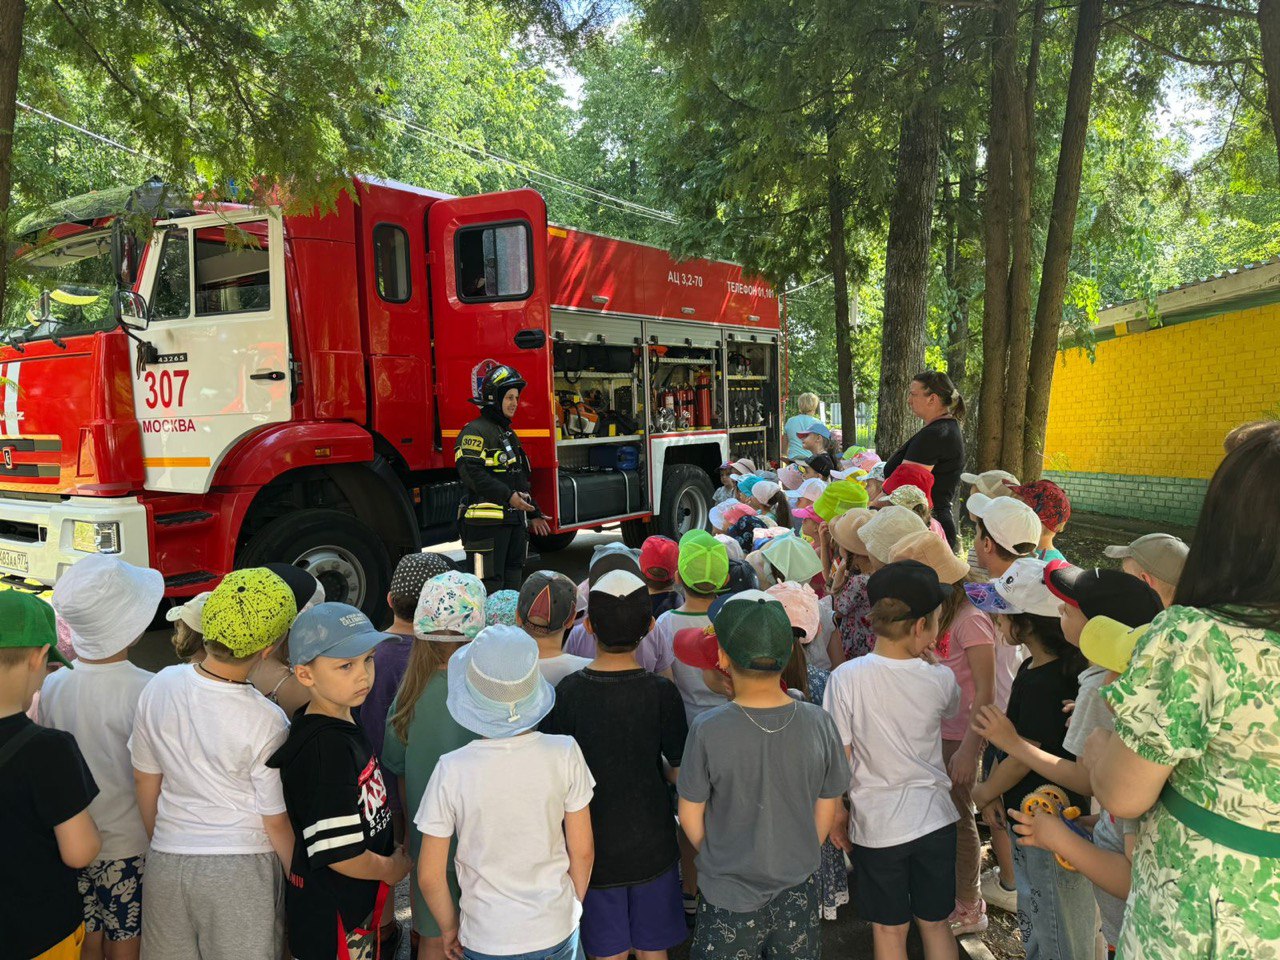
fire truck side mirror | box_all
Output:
[113,290,151,332]
[513,329,547,350]
[111,219,139,286]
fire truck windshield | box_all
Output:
[3,229,118,342]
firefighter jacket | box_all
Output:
[455,408,541,524]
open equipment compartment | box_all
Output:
[550,310,648,526]
[724,331,781,466]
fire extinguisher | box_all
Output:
[680,384,695,430]
[694,371,713,428]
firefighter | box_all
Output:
[455,364,550,591]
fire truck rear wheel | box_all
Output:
[657,465,715,540]
[528,530,577,554]
[239,509,391,622]
[620,518,652,549]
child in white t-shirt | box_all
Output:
[42,556,163,958]
[128,567,300,960]
[416,625,595,960]
[824,560,961,960]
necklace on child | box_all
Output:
[197,662,253,686]
[734,700,799,734]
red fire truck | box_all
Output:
[0,178,784,618]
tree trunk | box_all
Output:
[877,8,943,456]
[828,167,856,444]
[1260,0,1280,184]
[1021,0,1104,479]
[948,158,977,396]
[998,0,1042,471]
[976,0,1016,471]
[0,0,26,323]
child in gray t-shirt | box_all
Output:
[676,590,849,959]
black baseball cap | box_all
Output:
[717,558,760,597]
[588,570,653,649]
[867,560,953,620]
[1046,566,1163,627]
[263,562,324,613]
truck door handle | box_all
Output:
[250,370,287,381]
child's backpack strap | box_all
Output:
[0,723,41,771]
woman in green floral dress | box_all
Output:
[1085,423,1280,959]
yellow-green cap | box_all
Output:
[814,479,870,522]
[202,568,298,657]
[678,529,730,594]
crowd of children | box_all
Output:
[13,413,1280,960]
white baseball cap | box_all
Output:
[960,469,1020,499]
[166,591,213,632]
[965,557,1061,617]
[52,555,165,660]
[752,480,781,503]
[967,494,1042,555]
[786,477,828,503]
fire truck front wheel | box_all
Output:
[239,508,391,622]
[658,464,715,540]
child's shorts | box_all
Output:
[78,855,145,941]
[852,822,957,925]
[689,875,820,960]
[580,864,688,957]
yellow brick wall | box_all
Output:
[1043,304,1280,480]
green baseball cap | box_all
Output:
[813,479,870,522]
[0,590,71,667]
[202,568,298,658]
[710,589,794,671]
[678,530,730,594]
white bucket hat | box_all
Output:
[52,555,165,660]
[860,506,927,566]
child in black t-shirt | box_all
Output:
[0,590,101,960]
[968,565,1094,960]
[267,603,410,960]
[540,569,690,960]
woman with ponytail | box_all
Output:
[883,370,967,549]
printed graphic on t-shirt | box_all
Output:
[358,757,392,838]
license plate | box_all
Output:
[0,548,29,574]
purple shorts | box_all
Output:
[579,864,688,957]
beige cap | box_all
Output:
[829,508,875,555]
[1104,533,1189,585]
[860,506,927,565]
[888,530,970,585]
[960,469,1020,500]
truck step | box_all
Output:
[164,571,217,589]
[154,510,215,527]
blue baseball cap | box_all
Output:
[288,602,388,666]
[798,422,831,440]
[733,474,764,496]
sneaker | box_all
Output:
[948,899,989,936]
[981,867,1018,913]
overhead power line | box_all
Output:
[16,100,160,162]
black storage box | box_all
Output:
[558,470,644,525]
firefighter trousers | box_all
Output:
[461,520,528,593]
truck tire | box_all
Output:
[239,509,391,622]
[657,465,715,540]
[528,530,577,553]
[620,518,652,549]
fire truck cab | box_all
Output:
[0,178,784,618]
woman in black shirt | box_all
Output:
[883,371,966,548]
